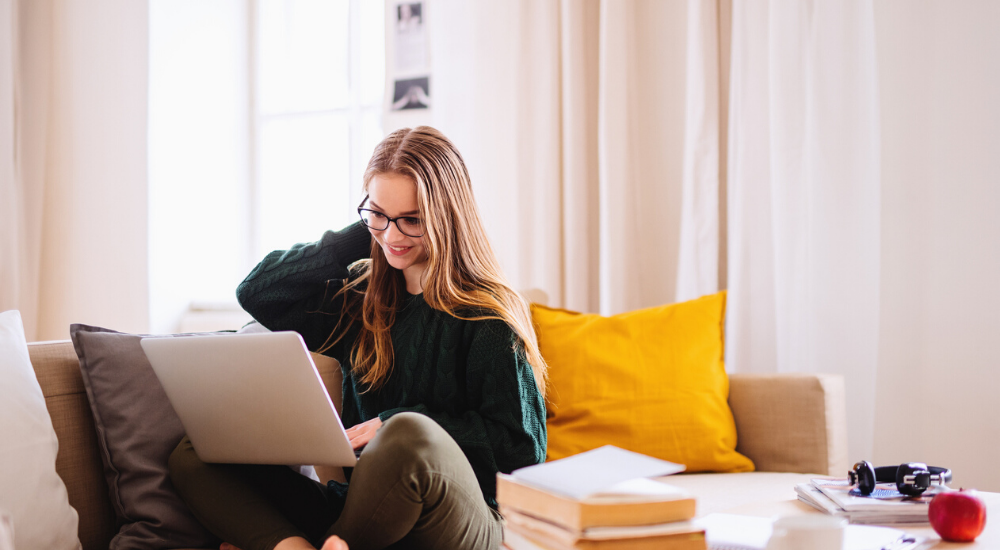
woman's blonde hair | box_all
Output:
[319,126,547,395]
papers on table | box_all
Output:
[693,513,773,550]
[796,478,939,525]
[693,514,931,550]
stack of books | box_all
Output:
[498,474,706,549]
[796,478,939,525]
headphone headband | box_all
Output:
[848,461,952,497]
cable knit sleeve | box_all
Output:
[236,222,372,355]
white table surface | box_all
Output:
[662,472,997,549]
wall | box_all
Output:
[874,0,1000,491]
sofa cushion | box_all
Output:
[657,472,815,516]
[0,310,81,550]
[531,291,754,473]
[70,324,221,550]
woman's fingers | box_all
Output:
[348,424,374,449]
[345,418,382,450]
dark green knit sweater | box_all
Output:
[235,222,547,508]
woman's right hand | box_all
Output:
[345,417,383,450]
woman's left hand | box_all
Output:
[345,417,382,450]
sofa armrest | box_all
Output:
[728,373,849,476]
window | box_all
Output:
[253,0,385,257]
[149,0,385,333]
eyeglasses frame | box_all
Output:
[357,195,426,238]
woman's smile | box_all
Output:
[385,243,413,256]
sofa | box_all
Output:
[28,338,849,550]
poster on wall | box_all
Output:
[394,2,426,73]
[391,77,431,110]
[390,2,429,111]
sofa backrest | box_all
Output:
[729,372,849,476]
[28,341,116,550]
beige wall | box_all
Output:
[874,1,1000,491]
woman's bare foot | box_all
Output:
[221,535,334,550]
[274,536,317,550]
[321,535,349,550]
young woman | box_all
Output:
[169,126,548,550]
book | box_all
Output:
[497,473,697,531]
[803,478,937,524]
[505,527,549,550]
[503,507,707,550]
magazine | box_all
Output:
[796,483,930,525]
[810,478,939,513]
[797,477,947,525]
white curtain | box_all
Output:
[421,0,695,315]
[0,0,149,342]
[0,0,15,312]
[0,0,46,341]
[675,0,730,302]
[725,0,881,460]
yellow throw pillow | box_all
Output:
[532,291,754,473]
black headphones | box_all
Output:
[847,461,952,497]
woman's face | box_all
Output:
[365,173,429,284]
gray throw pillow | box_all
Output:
[69,324,221,550]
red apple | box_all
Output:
[929,489,987,542]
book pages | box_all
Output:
[511,445,685,499]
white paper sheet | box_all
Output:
[692,514,929,550]
[510,445,685,499]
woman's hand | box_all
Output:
[345,417,382,450]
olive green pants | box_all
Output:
[168,412,503,550]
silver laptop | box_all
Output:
[141,331,357,467]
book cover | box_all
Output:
[497,473,696,531]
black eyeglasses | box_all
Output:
[357,196,425,237]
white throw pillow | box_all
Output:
[0,310,81,550]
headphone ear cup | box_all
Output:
[853,460,877,495]
[897,462,930,496]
